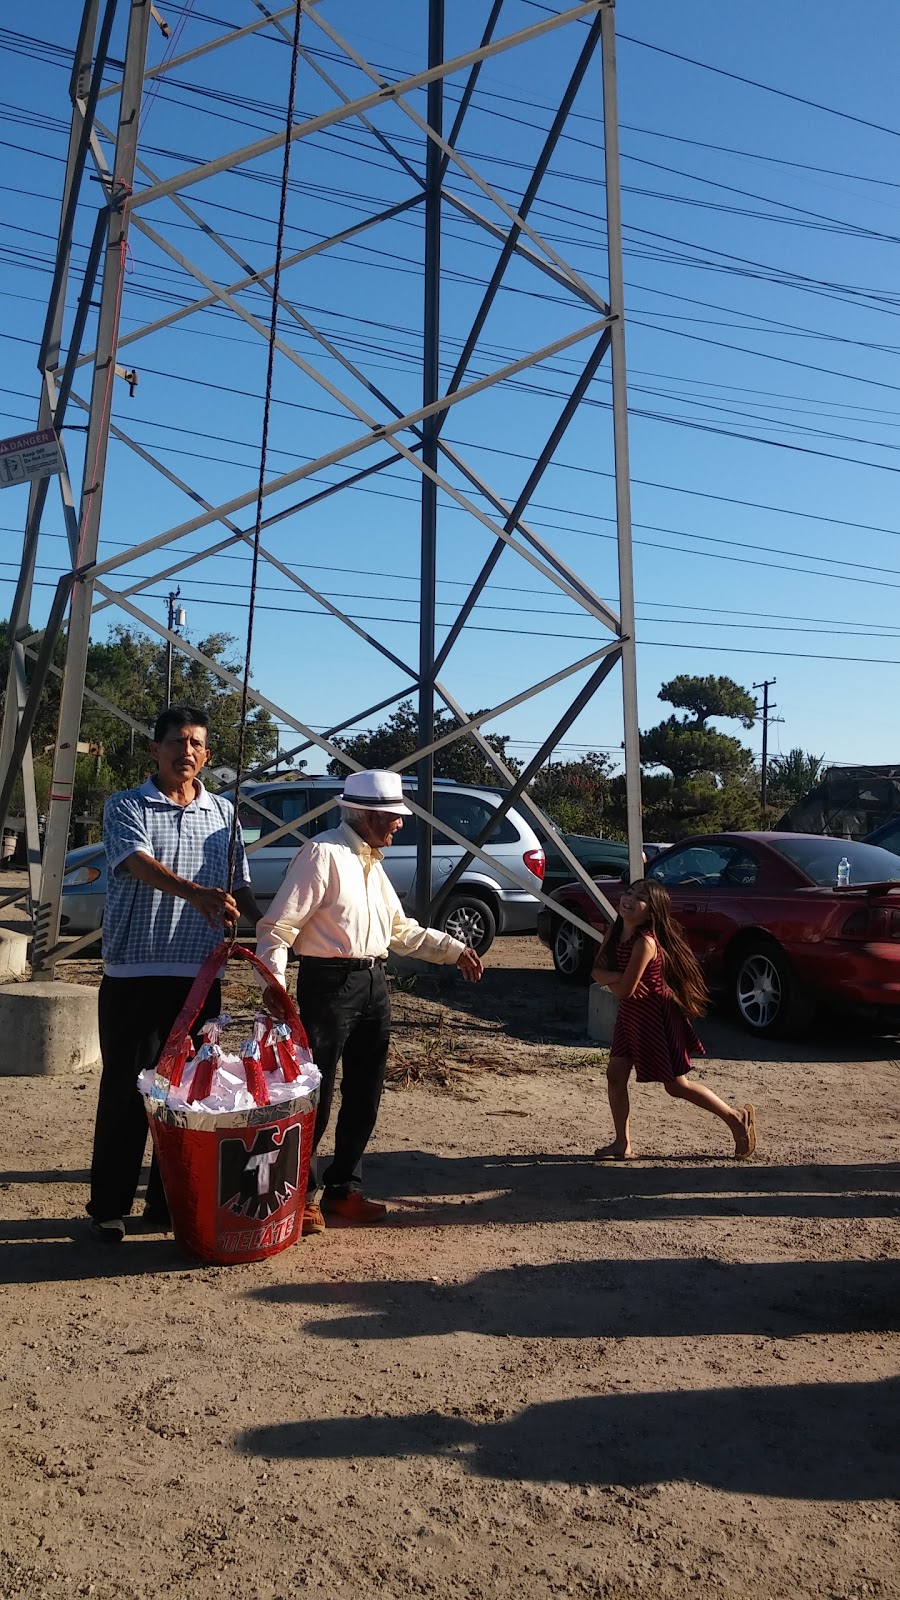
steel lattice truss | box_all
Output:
[0,0,642,970]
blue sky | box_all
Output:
[2,0,900,775]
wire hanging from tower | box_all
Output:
[227,0,304,900]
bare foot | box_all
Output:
[594,1143,634,1161]
[733,1103,757,1159]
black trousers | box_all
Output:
[296,961,391,1193]
[88,975,222,1222]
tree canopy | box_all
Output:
[640,716,755,783]
[657,674,758,730]
[766,748,824,802]
[1,621,278,826]
[629,672,760,838]
[326,699,522,785]
[529,751,616,836]
[641,675,757,784]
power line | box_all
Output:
[3,389,900,597]
[9,569,900,668]
[8,549,900,637]
[616,30,900,142]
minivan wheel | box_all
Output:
[551,916,594,984]
[733,941,815,1038]
[440,894,496,956]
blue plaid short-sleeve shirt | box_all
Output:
[102,777,250,978]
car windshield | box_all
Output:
[769,837,900,887]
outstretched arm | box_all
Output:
[385,878,483,980]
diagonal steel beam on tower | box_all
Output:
[126,4,604,210]
[429,650,622,921]
[433,332,616,677]
[80,314,616,622]
[5,0,643,973]
[97,2,300,100]
[304,6,607,311]
[393,643,623,776]
[76,101,620,647]
[61,399,421,681]
[254,0,505,194]
[293,26,604,309]
[438,12,607,416]
[116,171,616,631]
[75,191,426,368]
[434,681,619,927]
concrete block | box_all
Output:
[587,982,618,1045]
[0,982,100,1076]
[0,932,28,981]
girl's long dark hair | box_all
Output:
[601,878,708,1017]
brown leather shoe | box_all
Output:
[301,1201,326,1236]
[320,1191,387,1226]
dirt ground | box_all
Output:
[1,920,900,1600]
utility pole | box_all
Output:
[754,678,777,818]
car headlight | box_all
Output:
[63,865,102,888]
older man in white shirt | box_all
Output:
[256,769,483,1232]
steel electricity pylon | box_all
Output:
[0,0,643,971]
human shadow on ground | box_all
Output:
[237,1373,900,1501]
[250,1255,900,1340]
[0,1217,194,1284]
[0,1169,91,1185]
[363,1149,900,1226]
[393,958,900,1062]
[2,1157,896,1284]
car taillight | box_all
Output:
[841,906,900,939]
[523,847,545,881]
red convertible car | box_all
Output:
[536,832,900,1037]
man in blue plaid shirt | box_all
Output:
[87,705,262,1244]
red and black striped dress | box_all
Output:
[609,931,705,1083]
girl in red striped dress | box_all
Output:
[591,879,756,1161]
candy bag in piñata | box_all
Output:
[187,1014,231,1105]
[255,1009,278,1075]
[239,1016,270,1106]
[267,1020,301,1082]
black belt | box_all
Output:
[300,955,387,969]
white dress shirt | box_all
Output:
[255,821,466,984]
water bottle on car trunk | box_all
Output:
[836,855,851,888]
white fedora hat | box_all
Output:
[336,769,412,814]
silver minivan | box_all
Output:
[59,776,545,955]
[235,776,545,954]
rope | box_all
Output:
[227,0,303,901]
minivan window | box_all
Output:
[243,788,335,845]
[433,792,518,845]
[236,802,278,846]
